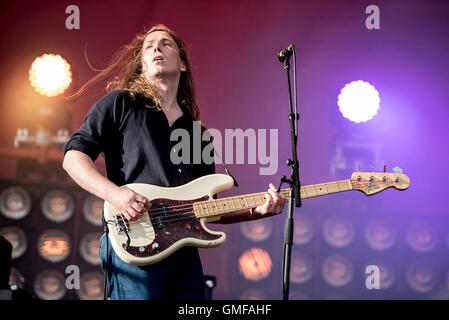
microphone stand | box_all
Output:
[278,45,301,300]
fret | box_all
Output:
[228,198,236,212]
[243,197,249,209]
[215,199,222,214]
[219,198,228,214]
[302,187,308,199]
[247,195,256,208]
[314,184,327,196]
[236,196,243,210]
[255,193,264,207]
[208,200,217,215]
[195,203,202,217]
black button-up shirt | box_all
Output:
[63,90,215,187]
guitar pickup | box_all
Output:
[114,215,130,234]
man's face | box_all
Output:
[141,30,186,81]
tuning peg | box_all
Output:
[393,166,403,174]
[383,165,387,173]
[358,164,362,172]
[371,165,374,172]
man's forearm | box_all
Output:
[62,150,119,203]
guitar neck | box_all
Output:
[194,179,353,219]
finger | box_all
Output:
[259,193,271,212]
[269,183,278,192]
[121,211,132,221]
[263,190,274,211]
[268,189,281,212]
[268,188,280,203]
[135,194,151,210]
[131,202,145,214]
[126,207,139,220]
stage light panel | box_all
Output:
[0,186,31,220]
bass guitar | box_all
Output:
[103,170,410,266]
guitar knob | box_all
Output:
[152,242,159,250]
[138,246,146,253]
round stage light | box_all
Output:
[364,219,396,251]
[41,190,75,223]
[293,213,314,246]
[240,219,272,242]
[323,215,354,248]
[290,251,313,284]
[322,254,353,287]
[238,248,272,281]
[337,80,380,123]
[29,54,72,97]
[33,269,66,300]
[0,226,27,259]
[82,195,104,226]
[0,186,31,220]
[76,272,104,300]
[406,222,436,253]
[37,229,71,263]
[406,262,436,293]
[79,232,102,265]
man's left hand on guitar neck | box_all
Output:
[216,183,287,224]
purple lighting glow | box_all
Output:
[337,80,380,123]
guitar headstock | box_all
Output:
[350,171,410,196]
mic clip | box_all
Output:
[278,44,294,63]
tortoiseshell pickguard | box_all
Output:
[123,195,220,258]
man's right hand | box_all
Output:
[108,188,152,221]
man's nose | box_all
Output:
[153,41,162,52]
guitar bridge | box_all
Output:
[114,214,130,234]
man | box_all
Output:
[63,24,286,300]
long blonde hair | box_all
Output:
[71,24,200,119]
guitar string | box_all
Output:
[120,179,394,222]
[129,179,362,216]
[138,189,290,216]
[126,184,375,226]
[119,180,397,228]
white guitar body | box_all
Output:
[103,174,234,266]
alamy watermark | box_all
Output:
[365,265,380,290]
[65,265,80,290]
[170,121,279,176]
[65,5,80,30]
[365,5,380,30]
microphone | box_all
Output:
[277,44,294,62]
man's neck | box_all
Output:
[150,75,180,112]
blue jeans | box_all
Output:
[100,234,206,300]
